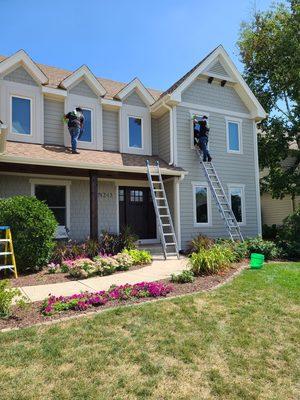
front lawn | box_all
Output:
[0,262,299,400]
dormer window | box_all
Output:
[129,116,142,148]
[11,96,31,135]
[79,108,92,142]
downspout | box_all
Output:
[163,103,174,165]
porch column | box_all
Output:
[89,171,98,240]
[173,177,181,250]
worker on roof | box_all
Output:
[64,107,84,154]
[193,115,212,162]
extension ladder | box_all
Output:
[0,226,18,278]
[196,150,244,241]
[146,161,180,259]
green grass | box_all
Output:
[0,262,299,400]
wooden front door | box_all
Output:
[119,187,156,240]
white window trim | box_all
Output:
[225,116,243,154]
[192,181,212,227]
[128,115,143,150]
[30,179,71,238]
[227,183,246,226]
[189,110,210,150]
[64,93,103,150]
[10,94,32,136]
[79,107,93,144]
[0,80,44,144]
[120,104,151,155]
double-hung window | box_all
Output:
[128,116,142,149]
[192,183,211,226]
[79,108,92,142]
[228,185,245,225]
[226,118,242,153]
[11,96,31,135]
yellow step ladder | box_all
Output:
[0,226,18,278]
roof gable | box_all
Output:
[69,79,98,98]
[3,65,38,87]
[155,45,267,120]
[60,65,106,97]
[0,49,48,85]
[205,59,231,79]
[123,90,147,107]
[115,78,155,106]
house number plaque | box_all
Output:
[98,192,113,199]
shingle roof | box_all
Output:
[0,55,162,101]
[0,142,184,175]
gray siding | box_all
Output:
[44,99,65,146]
[70,180,90,241]
[69,80,97,98]
[103,110,119,152]
[3,66,38,86]
[182,79,249,114]
[123,91,146,107]
[157,111,170,163]
[0,175,31,197]
[98,181,118,233]
[177,105,259,248]
[151,117,159,155]
[208,61,229,77]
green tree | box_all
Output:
[238,0,300,200]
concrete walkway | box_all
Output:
[20,257,188,302]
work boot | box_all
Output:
[208,156,212,162]
[72,150,80,154]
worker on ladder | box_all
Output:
[193,115,212,162]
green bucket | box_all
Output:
[250,253,265,269]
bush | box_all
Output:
[0,196,57,272]
[113,253,133,270]
[262,224,280,241]
[68,258,98,279]
[244,237,279,260]
[171,270,195,283]
[186,235,215,254]
[122,249,152,265]
[189,244,235,276]
[100,227,138,255]
[0,280,24,318]
[277,207,300,259]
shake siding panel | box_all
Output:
[44,99,65,146]
[3,66,38,86]
[103,110,119,151]
[123,91,146,107]
[69,80,97,98]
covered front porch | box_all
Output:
[0,142,185,248]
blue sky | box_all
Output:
[1,0,275,91]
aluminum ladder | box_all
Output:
[146,160,180,259]
[0,226,18,278]
[196,151,244,241]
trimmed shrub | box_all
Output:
[171,270,195,284]
[122,249,152,265]
[0,196,57,272]
[189,244,235,276]
[244,237,279,260]
[186,235,215,254]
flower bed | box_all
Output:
[42,282,173,316]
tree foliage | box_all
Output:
[238,0,300,199]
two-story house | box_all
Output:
[0,46,266,250]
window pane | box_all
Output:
[12,97,31,135]
[228,122,239,151]
[129,117,142,148]
[130,189,143,203]
[196,187,208,223]
[119,189,124,202]
[50,208,66,226]
[230,188,242,222]
[80,109,92,142]
[35,185,66,207]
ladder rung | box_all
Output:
[165,252,178,256]
[0,239,10,242]
[154,189,163,191]
[158,206,167,208]
[151,173,160,176]
[0,265,14,270]
[0,252,12,256]
[159,215,169,217]
[162,224,171,226]
[165,243,176,246]
[164,233,174,236]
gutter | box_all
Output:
[162,103,174,166]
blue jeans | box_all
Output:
[69,126,81,152]
[199,136,211,161]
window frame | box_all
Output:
[189,110,209,150]
[226,117,243,154]
[192,181,212,227]
[128,115,143,150]
[227,184,246,225]
[30,179,71,238]
[10,94,32,136]
[78,107,93,143]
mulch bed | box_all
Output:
[3,263,145,288]
[0,262,247,331]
